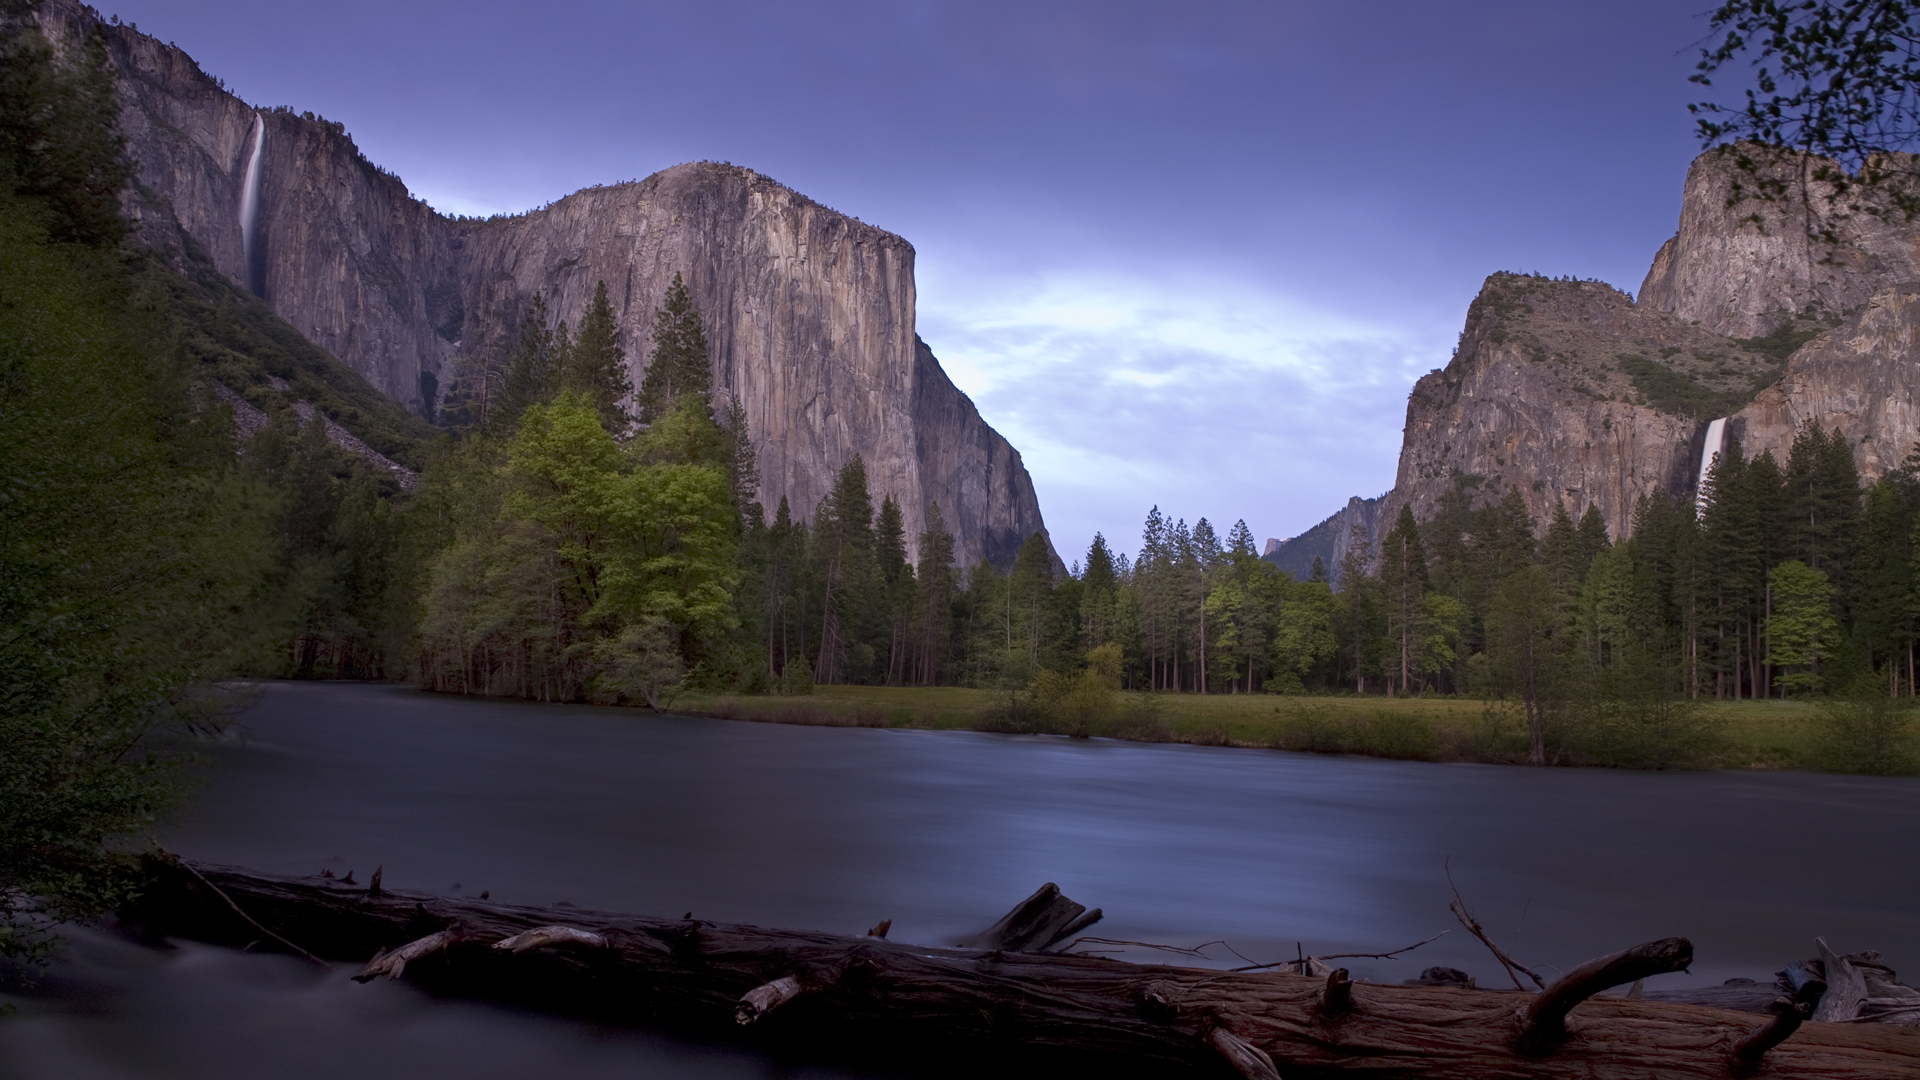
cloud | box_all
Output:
[915,267,1442,562]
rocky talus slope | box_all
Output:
[1274,146,1920,571]
[38,0,1049,568]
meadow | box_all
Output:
[670,687,1916,773]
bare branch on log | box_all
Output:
[1519,937,1693,1047]
[1447,872,1543,992]
[354,929,463,981]
[165,850,326,967]
[1233,932,1448,973]
[736,975,805,1024]
[866,919,891,939]
[1209,1027,1282,1080]
[1734,997,1809,1064]
[491,925,607,953]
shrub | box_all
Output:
[1814,688,1919,775]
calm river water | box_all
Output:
[4,682,1918,1078]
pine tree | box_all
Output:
[812,457,875,683]
[1335,524,1381,693]
[0,11,130,248]
[1081,532,1119,649]
[496,292,563,430]
[1377,504,1429,693]
[874,495,914,684]
[637,272,711,423]
[721,393,762,528]
[913,502,956,684]
[565,280,631,433]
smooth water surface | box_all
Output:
[4,682,1917,1077]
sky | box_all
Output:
[106,0,1723,562]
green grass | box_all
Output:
[665,688,1915,773]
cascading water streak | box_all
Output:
[238,112,265,296]
[1695,416,1727,510]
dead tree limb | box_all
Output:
[1518,937,1694,1048]
[124,859,1920,1080]
[1447,876,1544,992]
[1735,997,1811,1064]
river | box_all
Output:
[4,682,1917,1078]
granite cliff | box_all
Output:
[1273,146,1920,573]
[39,0,1050,568]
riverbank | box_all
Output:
[669,687,1918,773]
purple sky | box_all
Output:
[109,1,1717,562]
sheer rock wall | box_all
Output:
[41,0,1050,568]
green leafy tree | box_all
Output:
[1,180,268,958]
[1692,1,1920,175]
[1767,559,1841,696]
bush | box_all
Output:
[1814,688,1919,775]
[776,658,813,696]
[1268,704,1439,760]
[1568,695,1725,769]
[1111,693,1172,741]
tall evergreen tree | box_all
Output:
[637,272,711,423]
[722,393,762,528]
[811,457,875,683]
[496,292,564,429]
[0,9,129,247]
[1378,504,1429,692]
[564,280,631,433]
[913,503,956,684]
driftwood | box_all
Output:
[123,857,1920,1079]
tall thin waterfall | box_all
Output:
[238,112,265,296]
[1695,416,1728,510]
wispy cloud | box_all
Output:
[915,267,1442,562]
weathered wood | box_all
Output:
[1322,968,1352,1014]
[1209,1027,1281,1080]
[1734,997,1809,1063]
[1787,958,1830,1005]
[957,881,1101,952]
[125,858,1920,1079]
[1817,937,1872,1022]
[1519,937,1693,1048]
[736,975,804,1024]
[493,925,608,953]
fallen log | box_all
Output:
[123,857,1920,1079]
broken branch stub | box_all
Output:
[353,929,464,982]
[1209,1027,1282,1080]
[1322,968,1353,1014]
[736,976,804,1025]
[1519,937,1693,1045]
[956,883,1102,952]
[1732,997,1808,1064]
[491,925,607,953]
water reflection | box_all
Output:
[3,682,1916,1078]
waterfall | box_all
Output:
[1694,416,1728,510]
[238,112,265,296]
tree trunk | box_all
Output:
[124,858,1920,1080]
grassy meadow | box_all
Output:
[668,687,1917,773]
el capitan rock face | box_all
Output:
[40,0,1050,569]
